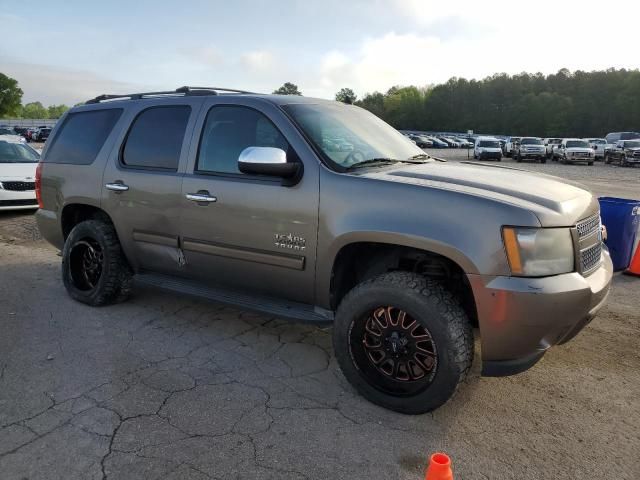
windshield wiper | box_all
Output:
[346,158,400,170]
[409,153,430,160]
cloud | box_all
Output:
[318,33,443,94]
[1,60,149,106]
[181,46,224,67]
[241,50,275,72]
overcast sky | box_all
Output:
[1,0,639,106]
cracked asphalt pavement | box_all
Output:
[1,159,639,479]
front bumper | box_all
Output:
[519,151,545,159]
[478,151,502,160]
[468,249,613,376]
[0,189,38,210]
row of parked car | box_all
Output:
[0,125,52,142]
[502,132,640,166]
[403,130,640,167]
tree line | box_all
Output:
[353,68,640,137]
[277,69,640,138]
[4,70,639,135]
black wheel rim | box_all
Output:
[69,238,104,291]
[350,306,438,396]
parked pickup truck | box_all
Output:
[514,137,546,163]
[557,139,595,165]
[503,136,521,157]
[604,139,640,166]
[543,138,562,159]
[35,87,613,414]
[586,138,606,160]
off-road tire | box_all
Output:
[62,220,132,306]
[333,271,473,414]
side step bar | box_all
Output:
[136,273,334,324]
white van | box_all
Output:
[473,136,503,161]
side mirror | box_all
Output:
[238,146,301,180]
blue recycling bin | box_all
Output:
[598,197,640,271]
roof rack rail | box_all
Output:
[85,86,257,104]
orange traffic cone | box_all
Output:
[626,241,640,276]
[425,452,453,480]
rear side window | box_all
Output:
[45,109,122,164]
[121,106,191,170]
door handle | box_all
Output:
[105,182,129,192]
[186,192,217,203]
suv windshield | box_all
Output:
[282,103,424,170]
[0,141,40,163]
[479,140,500,148]
[521,138,542,145]
[566,140,589,148]
[623,141,640,148]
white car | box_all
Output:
[0,135,40,210]
[473,136,502,160]
[585,138,606,160]
[557,138,595,165]
[453,137,473,148]
[0,126,26,143]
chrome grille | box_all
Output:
[580,242,602,275]
[1,181,35,191]
[576,214,600,239]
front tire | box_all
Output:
[62,220,132,306]
[333,272,473,414]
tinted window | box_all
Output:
[521,138,543,145]
[45,109,122,164]
[620,132,640,141]
[0,141,40,163]
[479,140,500,148]
[121,106,190,170]
[197,106,289,174]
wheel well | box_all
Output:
[330,242,478,326]
[61,204,112,240]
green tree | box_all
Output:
[21,102,48,119]
[47,104,69,119]
[335,87,357,104]
[0,73,23,117]
[273,82,302,95]
[355,92,386,119]
[353,68,640,137]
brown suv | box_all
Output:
[36,87,613,413]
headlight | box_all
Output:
[502,227,574,276]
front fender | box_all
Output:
[315,168,541,308]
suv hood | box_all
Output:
[362,161,597,226]
[0,162,37,180]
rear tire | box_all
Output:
[333,272,473,414]
[62,220,133,306]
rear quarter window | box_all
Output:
[120,106,191,171]
[44,109,123,164]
